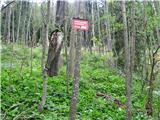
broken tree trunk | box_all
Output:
[45,1,65,76]
[45,30,64,76]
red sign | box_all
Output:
[72,18,88,31]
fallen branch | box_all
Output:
[2,102,25,120]
[96,92,126,109]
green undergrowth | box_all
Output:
[1,44,159,120]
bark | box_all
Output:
[158,96,160,119]
[45,30,64,76]
[121,1,132,120]
[12,6,14,43]
[22,14,26,45]
[145,45,160,116]
[105,1,114,67]
[68,30,81,120]
[55,1,65,27]
[68,0,83,119]
[68,29,75,78]
[38,1,50,112]
[91,1,95,37]
[26,5,32,45]
[67,1,77,79]
[6,6,11,43]
[130,1,136,72]
[152,2,160,43]
[3,9,8,41]
[141,2,148,93]
[45,0,65,76]
[16,1,22,43]
[96,0,102,53]
[64,3,69,92]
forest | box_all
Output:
[0,0,160,120]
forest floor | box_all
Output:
[1,44,158,120]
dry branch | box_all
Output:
[96,92,126,109]
[1,1,15,11]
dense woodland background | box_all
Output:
[1,0,160,120]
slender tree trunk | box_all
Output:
[152,2,160,43]
[68,29,75,78]
[38,1,50,112]
[64,2,69,93]
[112,31,118,69]
[145,45,160,117]
[105,1,114,67]
[91,1,95,37]
[130,1,135,72]
[158,96,160,119]
[68,31,81,120]
[12,6,14,43]
[38,25,48,113]
[96,0,101,54]
[121,1,132,120]
[30,29,35,75]
[68,0,83,119]
[141,2,148,93]
[16,1,22,43]
[105,2,112,51]
[26,5,32,46]
[6,6,11,43]
[22,15,26,45]
[3,9,8,41]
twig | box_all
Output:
[13,105,35,120]
[1,1,15,11]
[96,92,126,109]
[2,102,25,120]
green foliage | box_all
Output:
[1,45,159,119]
[91,36,102,46]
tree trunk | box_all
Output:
[105,1,114,67]
[64,3,69,92]
[38,1,50,112]
[96,0,102,53]
[12,6,14,43]
[130,1,136,72]
[152,2,160,43]
[68,0,83,119]
[130,0,136,78]
[16,1,22,43]
[22,15,26,45]
[145,45,160,117]
[26,5,32,46]
[68,29,75,78]
[91,0,95,49]
[45,0,65,76]
[6,6,11,43]
[121,1,132,120]
[68,31,81,120]
[141,1,148,93]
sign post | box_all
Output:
[72,18,88,31]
